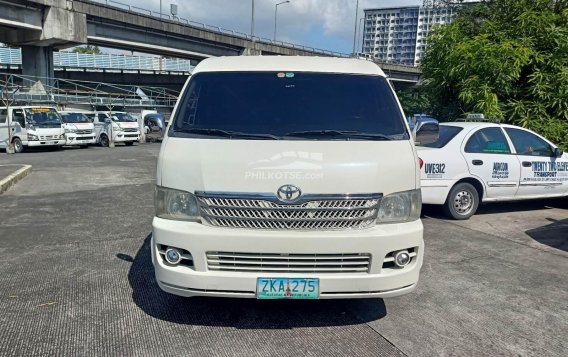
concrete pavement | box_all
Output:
[0,144,566,356]
[0,164,32,194]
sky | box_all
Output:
[108,0,421,55]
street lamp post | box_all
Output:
[352,0,359,56]
[274,1,291,41]
[251,0,255,41]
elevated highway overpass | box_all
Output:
[0,0,421,85]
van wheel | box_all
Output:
[443,183,479,220]
[12,137,24,153]
[125,141,134,146]
[100,134,109,147]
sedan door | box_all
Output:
[461,127,521,200]
[504,127,568,198]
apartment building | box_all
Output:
[362,5,457,66]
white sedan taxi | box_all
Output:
[417,115,568,219]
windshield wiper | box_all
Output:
[283,130,394,140]
[175,128,279,140]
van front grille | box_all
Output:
[196,193,382,230]
[206,252,371,273]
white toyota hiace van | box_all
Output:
[152,56,438,299]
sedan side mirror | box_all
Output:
[414,118,439,145]
[554,147,564,157]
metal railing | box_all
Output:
[0,48,194,72]
[0,73,179,108]
[89,0,349,58]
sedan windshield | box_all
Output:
[61,113,90,123]
[111,112,137,122]
[172,71,409,140]
[25,108,62,125]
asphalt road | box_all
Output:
[0,144,566,356]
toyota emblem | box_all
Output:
[277,184,302,202]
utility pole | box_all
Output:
[2,74,15,154]
[160,0,162,18]
[352,0,359,56]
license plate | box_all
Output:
[256,278,319,299]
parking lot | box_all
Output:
[0,144,566,356]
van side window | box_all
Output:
[465,128,511,154]
[12,109,25,127]
[0,109,6,124]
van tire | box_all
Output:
[100,134,109,147]
[443,182,479,220]
[12,137,24,153]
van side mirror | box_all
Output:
[554,147,563,157]
[413,118,439,145]
[105,118,112,124]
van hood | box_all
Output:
[118,122,139,129]
[159,138,418,196]
[29,127,63,135]
[63,123,94,130]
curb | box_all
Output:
[0,165,32,194]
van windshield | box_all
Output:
[111,113,137,122]
[171,72,409,140]
[25,108,62,125]
[61,113,91,123]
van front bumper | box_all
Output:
[65,134,96,146]
[152,217,424,299]
[27,139,65,147]
[113,132,140,142]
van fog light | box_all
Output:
[394,250,410,267]
[165,247,182,265]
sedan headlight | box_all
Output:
[27,134,39,141]
[155,186,200,221]
[376,189,421,224]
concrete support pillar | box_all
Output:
[21,46,54,81]
[241,47,262,56]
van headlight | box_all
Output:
[376,189,421,224]
[27,134,39,141]
[155,186,200,221]
[65,128,77,133]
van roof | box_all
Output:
[192,56,386,77]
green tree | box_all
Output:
[421,0,568,149]
[396,88,432,117]
[73,45,102,55]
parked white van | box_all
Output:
[59,111,97,147]
[93,111,140,146]
[0,106,65,153]
[152,56,438,299]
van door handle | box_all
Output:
[522,161,532,167]
[472,160,483,166]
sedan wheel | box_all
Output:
[443,182,479,220]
